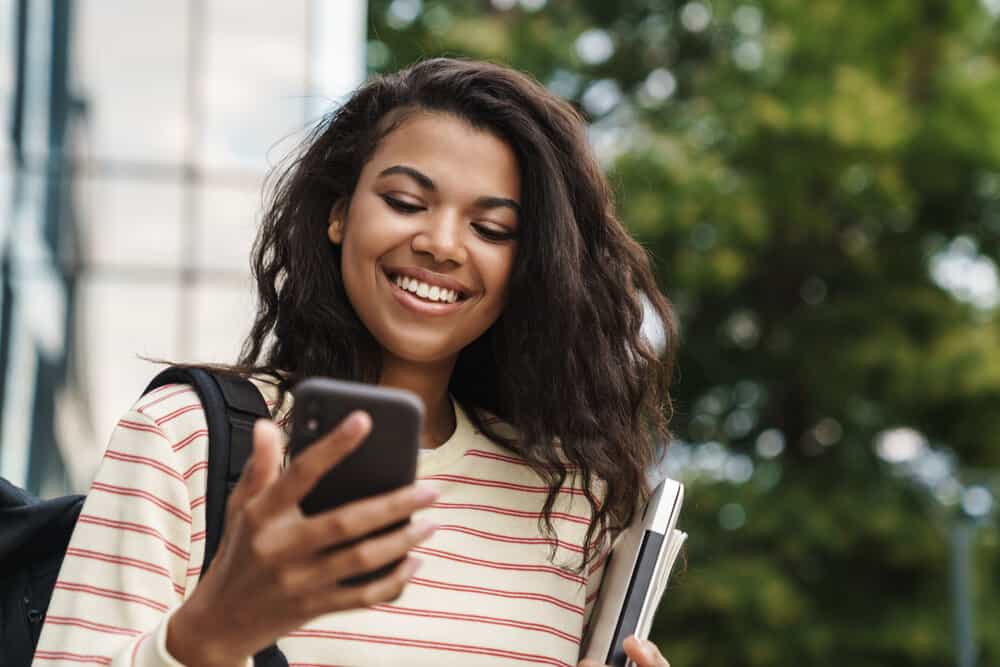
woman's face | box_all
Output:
[333,111,521,369]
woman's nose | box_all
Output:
[411,213,468,265]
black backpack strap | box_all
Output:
[143,367,269,575]
[143,367,288,667]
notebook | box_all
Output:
[580,478,686,667]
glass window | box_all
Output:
[75,0,190,164]
[200,0,308,171]
[76,176,184,270]
[194,181,262,273]
[189,281,256,365]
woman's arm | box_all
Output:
[35,394,438,667]
[33,405,203,667]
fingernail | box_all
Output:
[413,485,439,504]
[404,557,422,577]
[410,519,438,538]
[345,411,369,434]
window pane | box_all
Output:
[190,280,256,365]
[0,0,15,166]
[194,182,261,274]
[201,0,308,171]
[75,0,189,163]
[77,176,184,270]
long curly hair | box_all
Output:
[237,58,677,569]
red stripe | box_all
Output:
[190,495,206,510]
[173,429,208,452]
[33,651,111,665]
[42,616,142,637]
[464,448,579,471]
[191,530,206,542]
[137,385,197,412]
[429,501,589,525]
[91,482,191,523]
[76,514,188,560]
[436,524,584,554]
[117,419,170,442]
[422,474,585,496]
[187,565,201,576]
[412,546,585,584]
[183,461,208,479]
[586,590,600,604]
[371,603,579,643]
[54,582,168,612]
[156,403,203,425]
[286,629,572,667]
[105,450,183,482]
[174,582,186,595]
[463,449,529,465]
[131,633,149,667]
[588,551,610,576]
[65,548,172,579]
[409,576,583,615]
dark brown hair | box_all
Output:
[239,58,676,569]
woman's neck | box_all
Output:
[378,356,457,449]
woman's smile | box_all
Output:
[381,265,469,316]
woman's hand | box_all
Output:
[167,413,439,667]
[578,636,671,667]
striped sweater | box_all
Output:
[33,380,606,667]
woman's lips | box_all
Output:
[383,270,467,316]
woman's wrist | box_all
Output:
[166,599,244,667]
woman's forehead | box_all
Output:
[364,112,521,199]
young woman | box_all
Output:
[35,58,676,667]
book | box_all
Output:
[580,478,686,667]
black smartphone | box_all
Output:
[288,377,424,584]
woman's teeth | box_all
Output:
[393,274,460,304]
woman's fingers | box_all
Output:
[264,482,440,559]
[622,636,670,667]
[254,411,372,517]
[296,517,438,589]
[306,556,423,616]
[226,419,286,520]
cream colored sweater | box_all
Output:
[34,380,605,667]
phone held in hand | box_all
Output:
[288,377,424,584]
[581,478,686,667]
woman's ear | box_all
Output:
[327,201,346,245]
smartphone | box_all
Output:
[288,377,424,584]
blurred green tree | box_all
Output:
[367,1,1000,665]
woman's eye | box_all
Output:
[382,195,425,213]
[473,223,517,242]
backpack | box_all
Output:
[0,367,287,667]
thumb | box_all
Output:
[227,419,284,515]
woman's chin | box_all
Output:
[379,338,464,368]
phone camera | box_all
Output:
[306,418,318,432]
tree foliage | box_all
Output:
[368,1,1000,664]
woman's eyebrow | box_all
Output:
[377,165,435,190]
[377,164,520,213]
[473,195,521,213]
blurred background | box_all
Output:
[2,0,999,665]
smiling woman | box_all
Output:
[34,59,676,667]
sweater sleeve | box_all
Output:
[33,395,208,667]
